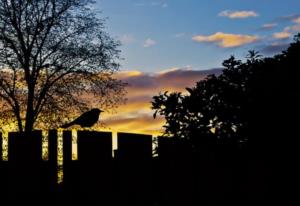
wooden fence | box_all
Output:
[0,130,155,204]
[0,130,276,205]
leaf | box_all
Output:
[186,87,193,94]
[153,111,157,119]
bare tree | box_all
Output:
[0,0,126,132]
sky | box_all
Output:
[93,0,300,138]
[96,0,300,71]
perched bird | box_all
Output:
[61,108,104,129]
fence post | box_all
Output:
[47,130,58,191]
[117,132,152,160]
[75,131,113,204]
[63,130,72,166]
[7,131,44,202]
[116,133,154,205]
[157,137,194,206]
[48,130,58,165]
[77,131,112,161]
[61,130,72,189]
[8,131,43,162]
[0,132,8,199]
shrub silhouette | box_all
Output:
[152,33,299,152]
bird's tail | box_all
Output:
[61,121,75,129]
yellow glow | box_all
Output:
[157,67,188,75]
[57,129,63,184]
[72,129,78,160]
[1,133,8,161]
[1,122,18,161]
[113,70,143,78]
[42,130,49,160]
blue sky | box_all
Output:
[95,0,300,72]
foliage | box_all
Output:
[152,34,299,148]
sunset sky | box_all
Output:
[95,0,300,136]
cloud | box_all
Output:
[273,31,291,39]
[192,32,259,48]
[116,67,222,95]
[174,33,185,38]
[134,2,168,8]
[150,2,168,8]
[277,14,300,22]
[273,14,300,37]
[284,23,300,33]
[219,10,259,19]
[120,34,135,45]
[260,23,277,30]
[106,68,222,135]
[143,38,157,48]
[293,17,300,24]
[272,18,300,40]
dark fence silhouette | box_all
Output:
[0,130,275,205]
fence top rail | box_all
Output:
[0,130,155,135]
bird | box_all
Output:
[61,108,104,129]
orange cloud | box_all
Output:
[219,10,259,19]
[115,67,222,96]
[192,32,259,48]
[273,31,291,39]
[101,68,222,136]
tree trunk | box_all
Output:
[25,97,35,133]
[25,82,35,133]
[25,105,35,132]
[16,114,23,132]
[25,115,34,133]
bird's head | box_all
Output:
[91,108,104,114]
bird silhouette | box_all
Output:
[61,108,104,129]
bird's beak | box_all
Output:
[100,109,104,112]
